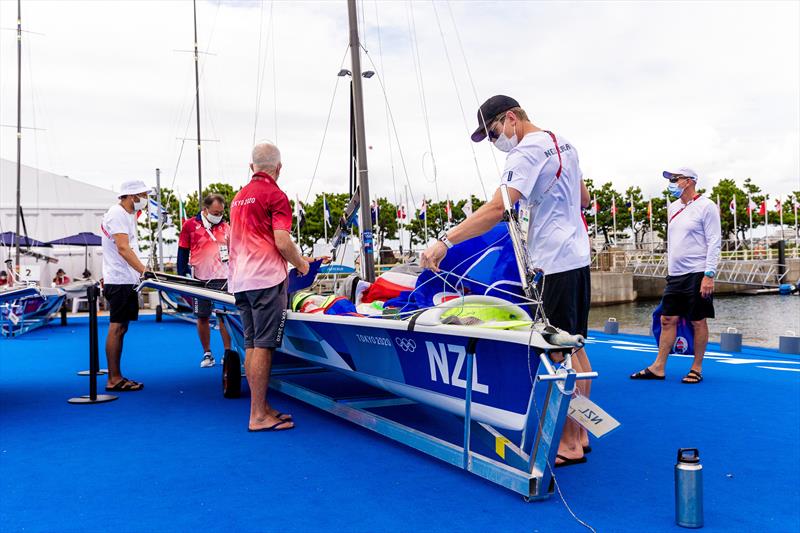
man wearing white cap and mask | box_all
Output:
[631,168,721,384]
[100,180,150,392]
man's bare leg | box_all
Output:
[552,350,584,463]
[197,317,211,352]
[245,347,292,430]
[647,315,679,376]
[218,316,232,351]
[573,347,592,449]
[687,319,708,380]
[105,322,127,387]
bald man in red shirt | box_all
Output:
[229,142,310,432]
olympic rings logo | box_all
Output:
[395,338,417,352]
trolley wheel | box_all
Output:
[155,305,163,322]
[60,304,68,326]
[222,349,242,399]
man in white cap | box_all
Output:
[631,168,721,384]
[99,180,150,392]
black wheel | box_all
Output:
[60,304,68,326]
[222,349,242,398]
[155,305,163,322]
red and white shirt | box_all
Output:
[178,214,231,281]
[228,172,293,293]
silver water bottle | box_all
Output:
[675,448,703,528]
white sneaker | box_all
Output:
[200,352,215,368]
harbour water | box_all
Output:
[588,293,800,348]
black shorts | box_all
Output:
[193,279,227,319]
[103,284,139,324]
[661,272,715,321]
[541,265,591,338]
[234,281,288,349]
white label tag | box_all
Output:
[218,245,229,263]
[8,311,20,325]
[568,394,620,438]
[518,206,530,242]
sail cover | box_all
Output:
[385,223,527,314]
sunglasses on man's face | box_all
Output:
[486,115,506,142]
[668,176,686,183]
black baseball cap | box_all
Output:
[470,95,520,142]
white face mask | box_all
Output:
[205,212,223,225]
[492,118,518,153]
[133,197,148,211]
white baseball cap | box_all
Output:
[118,180,152,197]
[662,167,698,181]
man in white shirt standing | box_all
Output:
[631,168,721,384]
[420,95,593,467]
[100,180,150,392]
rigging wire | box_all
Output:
[251,0,270,146]
[302,46,351,204]
[444,0,502,176]
[360,47,417,210]
[406,2,441,206]
[430,0,488,201]
[373,0,400,214]
[271,6,278,144]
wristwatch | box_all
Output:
[704,271,715,279]
[438,230,454,249]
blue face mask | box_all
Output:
[668,182,684,198]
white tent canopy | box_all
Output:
[1,158,120,282]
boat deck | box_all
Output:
[1,315,798,532]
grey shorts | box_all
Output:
[193,279,227,319]
[234,281,288,349]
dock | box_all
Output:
[1,315,798,532]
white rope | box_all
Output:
[430,0,488,201]
[303,46,351,204]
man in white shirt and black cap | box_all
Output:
[631,167,721,384]
[100,180,150,392]
[420,95,593,467]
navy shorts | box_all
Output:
[541,265,591,338]
[234,281,288,349]
[103,284,139,324]
[661,272,715,321]
[193,279,227,319]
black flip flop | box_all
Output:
[248,420,295,432]
[274,412,293,421]
[555,454,587,468]
[105,378,144,392]
[681,369,703,384]
[583,446,592,454]
[630,367,665,380]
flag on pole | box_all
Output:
[418,199,427,221]
[611,197,617,215]
[445,197,452,223]
[775,197,783,213]
[647,200,652,220]
[729,196,736,214]
[371,200,379,225]
[295,197,306,229]
[178,196,186,229]
[323,194,332,228]
[747,197,757,214]
[758,199,767,216]
[462,201,473,218]
[397,205,406,222]
[148,198,171,225]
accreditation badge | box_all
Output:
[218,244,229,263]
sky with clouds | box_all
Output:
[1,0,798,209]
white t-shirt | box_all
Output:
[502,131,591,275]
[101,203,141,285]
[667,195,721,276]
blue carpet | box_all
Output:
[1,316,799,533]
